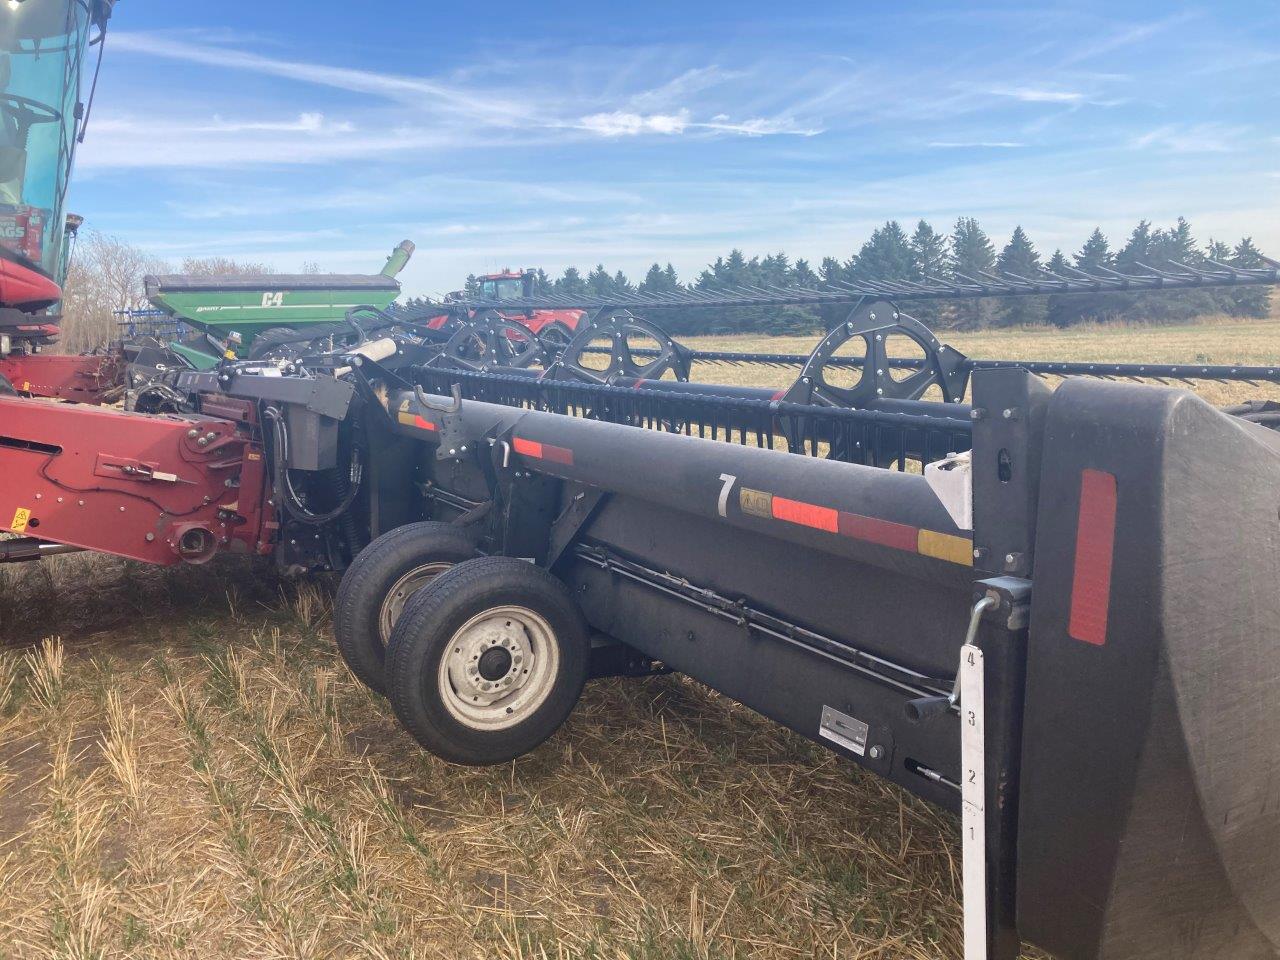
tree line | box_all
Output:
[405,217,1270,335]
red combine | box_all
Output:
[0,0,121,403]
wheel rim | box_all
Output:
[436,605,560,731]
[379,562,454,643]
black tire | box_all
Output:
[334,522,480,694]
[247,326,299,360]
[386,556,589,765]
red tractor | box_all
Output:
[428,269,583,347]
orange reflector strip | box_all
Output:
[1068,468,1117,646]
[771,496,839,532]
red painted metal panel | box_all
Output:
[0,396,273,565]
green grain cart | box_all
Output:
[144,240,414,360]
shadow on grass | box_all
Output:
[0,552,303,647]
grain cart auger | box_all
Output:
[4,264,1280,960]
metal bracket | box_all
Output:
[546,485,608,568]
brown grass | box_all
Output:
[3,319,1271,959]
[0,565,987,959]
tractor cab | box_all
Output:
[479,270,533,301]
[0,0,111,288]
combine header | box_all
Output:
[3,258,1279,959]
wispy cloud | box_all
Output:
[1130,124,1246,154]
[110,33,526,125]
[1059,12,1198,66]
[573,110,821,138]
[928,141,1025,149]
[986,86,1085,104]
[81,112,453,169]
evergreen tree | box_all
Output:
[613,269,634,294]
[1228,237,1271,318]
[1115,220,1153,271]
[463,273,481,298]
[909,220,949,325]
[910,220,949,279]
[663,263,680,290]
[1061,228,1121,324]
[995,226,1047,326]
[640,263,665,294]
[1144,219,1216,321]
[555,266,586,297]
[586,264,614,297]
[1075,228,1114,271]
[820,256,845,284]
[950,217,996,328]
[793,259,818,287]
[1045,250,1072,327]
[849,221,916,283]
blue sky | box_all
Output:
[73,1,1279,297]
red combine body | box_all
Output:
[0,392,274,565]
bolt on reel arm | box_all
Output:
[429,312,554,372]
[780,301,970,408]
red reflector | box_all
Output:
[1068,469,1118,646]
[838,512,919,552]
[413,415,436,431]
[512,437,543,459]
[771,496,839,532]
[511,437,574,465]
[540,443,574,465]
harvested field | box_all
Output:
[1,318,1276,959]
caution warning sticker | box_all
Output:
[10,507,31,533]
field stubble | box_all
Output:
[2,319,1276,959]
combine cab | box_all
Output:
[0,0,112,352]
[0,0,118,401]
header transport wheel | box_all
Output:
[334,522,481,694]
[385,556,590,766]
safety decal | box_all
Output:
[396,410,438,432]
[10,507,31,534]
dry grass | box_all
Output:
[0,563,984,960]
[2,319,1272,959]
